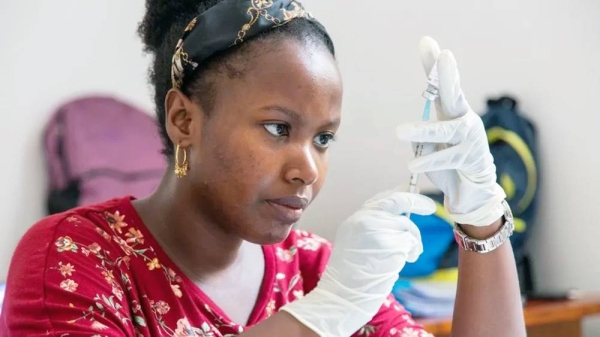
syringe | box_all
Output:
[407,100,432,194]
[406,62,439,218]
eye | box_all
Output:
[264,123,289,137]
[313,133,336,149]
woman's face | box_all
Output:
[176,38,343,245]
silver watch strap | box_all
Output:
[453,200,514,254]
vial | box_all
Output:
[422,62,439,101]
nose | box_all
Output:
[283,145,320,186]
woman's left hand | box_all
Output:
[396,36,506,227]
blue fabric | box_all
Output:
[400,213,454,278]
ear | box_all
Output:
[164,89,205,149]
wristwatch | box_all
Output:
[453,200,515,254]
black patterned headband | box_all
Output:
[171,0,330,89]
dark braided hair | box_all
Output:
[138,0,335,157]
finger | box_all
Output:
[407,143,470,173]
[437,50,470,119]
[362,220,423,263]
[419,36,441,77]
[396,119,465,144]
[366,192,436,216]
[402,232,424,263]
[390,231,422,263]
[367,214,423,240]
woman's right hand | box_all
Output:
[280,189,436,336]
[396,37,506,228]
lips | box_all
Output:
[266,196,309,224]
[269,196,309,210]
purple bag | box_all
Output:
[43,95,167,214]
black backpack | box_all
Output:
[417,96,539,291]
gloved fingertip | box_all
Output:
[397,230,422,255]
[424,198,437,215]
[419,36,440,53]
[419,36,441,76]
[438,50,456,73]
[407,250,423,264]
[405,234,424,263]
[406,194,437,216]
[439,50,461,87]
[440,49,458,68]
[419,35,436,44]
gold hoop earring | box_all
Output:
[174,145,188,178]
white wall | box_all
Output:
[0,0,154,278]
[1,0,600,334]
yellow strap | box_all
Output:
[487,127,537,213]
[434,201,453,225]
[500,173,516,199]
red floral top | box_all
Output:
[0,197,432,337]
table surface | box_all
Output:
[416,297,600,335]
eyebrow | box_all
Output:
[263,105,341,128]
[264,105,301,122]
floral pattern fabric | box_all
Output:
[0,197,432,337]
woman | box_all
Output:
[0,0,526,336]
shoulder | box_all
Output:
[1,197,137,334]
[13,197,129,256]
[5,197,132,290]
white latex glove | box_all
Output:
[396,36,506,227]
[280,189,436,337]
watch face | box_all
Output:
[502,200,514,219]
